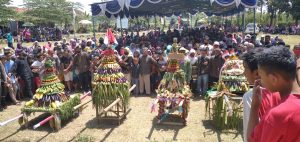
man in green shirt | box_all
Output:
[178,47,192,85]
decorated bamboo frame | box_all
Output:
[155,95,190,126]
[205,59,248,130]
[17,94,90,131]
[152,47,192,126]
[94,85,135,125]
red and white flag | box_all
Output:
[104,28,118,45]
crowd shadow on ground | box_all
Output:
[84,117,120,142]
[202,119,243,142]
[146,116,185,141]
[67,117,120,142]
[0,113,56,142]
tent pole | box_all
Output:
[147,16,150,30]
[73,20,76,38]
[191,14,193,28]
[92,16,96,40]
[237,12,240,31]
[155,15,157,32]
[136,18,139,32]
[231,15,233,26]
[253,8,256,37]
[120,17,123,36]
[242,9,245,33]
[163,17,165,31]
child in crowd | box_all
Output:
[248,46,300,142]
[131,57,140,95]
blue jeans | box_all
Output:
[197,74,209,95]
[131,78,139,95]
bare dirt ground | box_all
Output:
[0,96,242,142]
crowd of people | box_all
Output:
[260,24,300,35]
[1,24,300,141]
[1,27,64,44]
[0,26,290,111]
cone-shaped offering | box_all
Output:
[22,59,80,121]
[92,47,130,108]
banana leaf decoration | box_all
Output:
[21,59,80,118]
[92,49,130,108]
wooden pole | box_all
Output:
[129,84,136,92]
[33,115,54,129]
[99,98,121,116]
[73,99,92,110]
[0,114,24,126]
[80,91,91,100]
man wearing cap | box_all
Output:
[139,47,158,95]
[244,34,252,44]
[179,47,192,85]
[211,41,221,56]
[196,47,210,96]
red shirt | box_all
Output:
[259,89,281,118]
[251,94,300,142]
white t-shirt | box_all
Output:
[243,89,253,142]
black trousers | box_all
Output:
[0,82,6,108]
[23,77,34,98]
[78,71,91,92]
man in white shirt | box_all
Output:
[240,48,261,142]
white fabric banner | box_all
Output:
[116,16,129,29]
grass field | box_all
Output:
[267,34,300,48]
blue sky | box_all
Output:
[11,0,96,13]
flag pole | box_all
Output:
[120,17,123,36]
[92,16,96,40]
[73,7,76,38]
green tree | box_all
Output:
[287,0,300,24]
[0,0,16,25]
[266,0,295,26]
[23,0,83,25]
